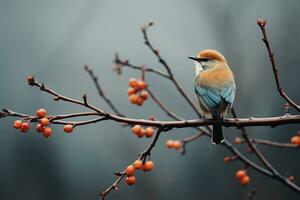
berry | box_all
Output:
[40,118,50,126]
[142,160,154,172]
[13,120,22,129]
[125,176,136,185]
[127,88,136,96]
[234,137,242,144]
[131,125,142,135]
[140,91,149,100]
[291,136,300,145]
[240,175,250,186]
[36,124,44,133]
[173,140,182,150]
[145,127,155,137]
[136,97,144,106]
[43,127,52,138]
[133,160,143,169]
[20,122,30,133]
[137,81,147,89]
[128,78,138,88]
[166,140,174,148]
[137,128,146,138]
[126,165,135,176]
[36,108,47,118]
[223,156,231,163]
[235,170,246,179]
[129,94,139,104]
[64,124,73,133]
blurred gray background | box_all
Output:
[1,0,300,199]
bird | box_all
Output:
[189,49,236,144]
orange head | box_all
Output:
[189,49,227,75]
[189,49,226,63]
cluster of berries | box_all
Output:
[131,125,155,138]
[127,78,148,106]
[290,132,300,145]
[125,159,155,185]
[235,170,250,186]
[165,139,182,150]
[13,108,74,138]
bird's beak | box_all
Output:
[188,57,209,62]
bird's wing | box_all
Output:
[195,83,236,110]
[195,85,221,109]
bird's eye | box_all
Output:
[198,57,210,62]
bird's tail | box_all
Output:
[212,124,224,144]
[212,114,224,144]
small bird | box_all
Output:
[189,49,236,144]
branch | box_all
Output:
[239,138,300,148]
[141,22,202,117]
[84,65,125,117]
[257,19,300,112]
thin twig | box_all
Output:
[257,19,300,112]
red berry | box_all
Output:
[127,88,136,96]
[126,165,135,176]
[137,81,147,89]
[40,118,49,126]
[136,97,144,106]
[140,91,149,100]
[142,160,154,172]
[128,78,138,88]
[291,136,300,145]
[131,125,142,135]
[223,156,231,163]
[173,140,182,150]
[235,170,247,179]
[13,120,22,129]
[129,94,139,104]
[240,175,250,186]
[125,176,136,185]
[36,108,47,118]
[133,160,143,169]
[43,127,52,138]
[36,124,44,133]
[166,140,174,148]
[145,127,155,137]
[64,124,73,133]
[20,122,30,133]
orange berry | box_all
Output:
[36,124,44,133]
[129,94,139,104]
[173,140,182,150]
[291,136,300,145]
[137,128,146,138]
[137,81,147,89]
[36,108,47,118]
[64,124,73,133]
[145,127,155,137]
[235,170,247,179]
[13,120,22,129]
[131,125,142,135]
[43,127,52,138]
[133,160,143,169]
[234,137,242,144]
[126,165,135,176]
[240,175,250,186]
[40,118,49,126]
[127,87,136,96]
[166,140,174,148]
[142,160,154,172]
[140,91,149,100]
[20,122,30,133]
[223,156,231,163]
[136,97,144,106]
[128,78,138,88]
[125,176,136,185]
